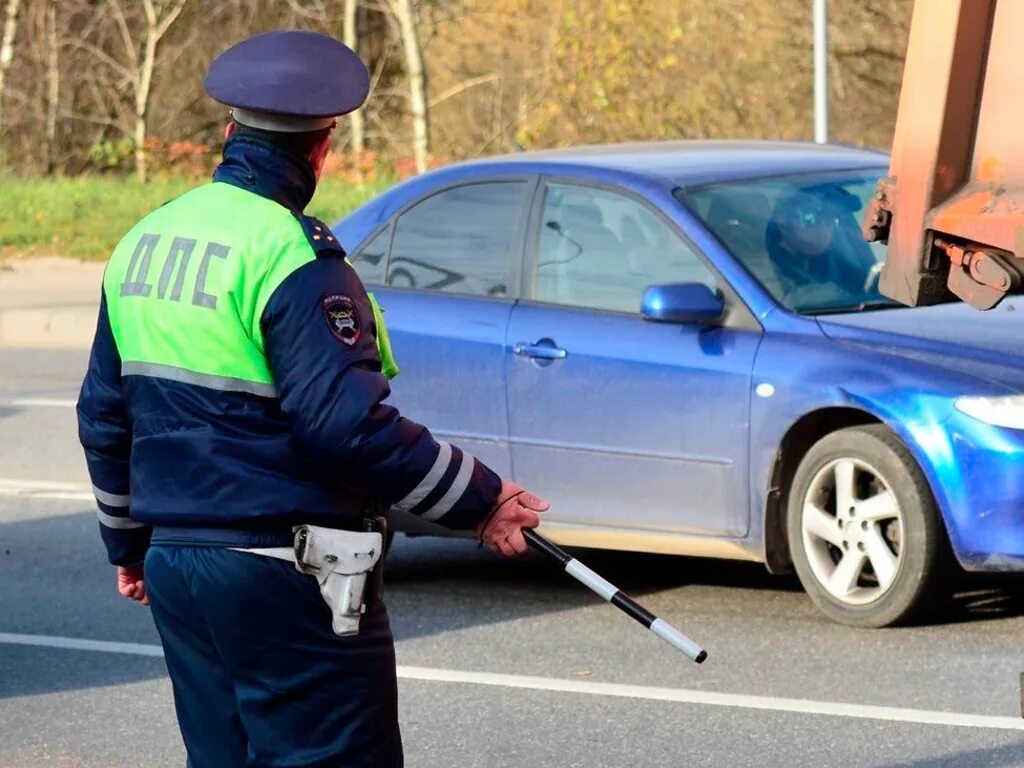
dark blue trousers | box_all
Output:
[145,546,403,768]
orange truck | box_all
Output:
[863,0,1023,310]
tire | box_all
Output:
[786,424,953,628]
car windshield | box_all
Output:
[677,169,901,314]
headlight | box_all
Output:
[954,395,1024,429]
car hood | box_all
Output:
[816,297,1024,390]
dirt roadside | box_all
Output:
[0,257,105,349]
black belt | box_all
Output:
[361,515,387,605]
[150,516,366,550]
[151,517,387,604]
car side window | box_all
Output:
[387,182,528,297]
[534,183,716,313]
[348,226,389,285]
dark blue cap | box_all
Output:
[204,30,369,131]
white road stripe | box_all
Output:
[0,633,164,657]
[31,492,94,501]
[400,667,1024,731]
[0,478,93,501]
[10,398,77,408]
[1,631,1021,731]
[0,479,87,490]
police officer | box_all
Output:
[76,30,548,768]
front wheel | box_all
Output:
[786,424,953,627]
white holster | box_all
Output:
[294,524,383,636]
[233,524,383,637]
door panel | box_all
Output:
[372,288,513,480]
[347,179,535,512]
[506,180,760,537]
[507,306,759,536]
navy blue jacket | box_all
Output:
[77,134,502,566]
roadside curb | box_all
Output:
[0,305,97,349]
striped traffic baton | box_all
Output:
[524,529,707,664]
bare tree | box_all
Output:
[0,0,914,177]
[344,0,366,174]
[387,0,428,172]
[107,0,191,181]
[0,0,22,163]
[44,0,58,173]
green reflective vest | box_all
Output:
[103,181,397,385]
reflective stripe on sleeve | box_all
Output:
[420,453,476,522]
[97,509,146,530]
[393,442,452,512]
[92,485,130,508]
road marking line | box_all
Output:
[9,398,77,408]
[0,479,87,490]
[398,667,1024,731]
[1,631,1021,731]
[0,633,164,657]
[0,479,93,501]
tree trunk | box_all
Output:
[0,0,22,164]
[134,29,158,182]
[133,0,190,182]
[390,0,429,173]
[343,0,365,177]
[45,0,59,174]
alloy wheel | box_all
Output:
[800,458,904,605]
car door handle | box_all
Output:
[514,340,568,360]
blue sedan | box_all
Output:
[332,140,1024,628]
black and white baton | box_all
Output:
[524,529,707,664]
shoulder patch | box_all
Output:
[322,294,361,346]
[295,215,346,258]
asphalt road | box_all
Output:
[2,348,1024,767]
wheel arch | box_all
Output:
[763,406,882,573]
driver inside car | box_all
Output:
[765,186,879,309]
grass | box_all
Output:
[0,175,394,261]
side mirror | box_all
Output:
[641,283,724,325]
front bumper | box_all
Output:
[916,412,1024,571]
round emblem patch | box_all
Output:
[322,294,361,346]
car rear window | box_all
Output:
[386,181,528,298]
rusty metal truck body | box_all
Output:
[864,0,1024,310]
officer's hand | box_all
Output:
[476,482,549,557]
[117,565,150,606]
